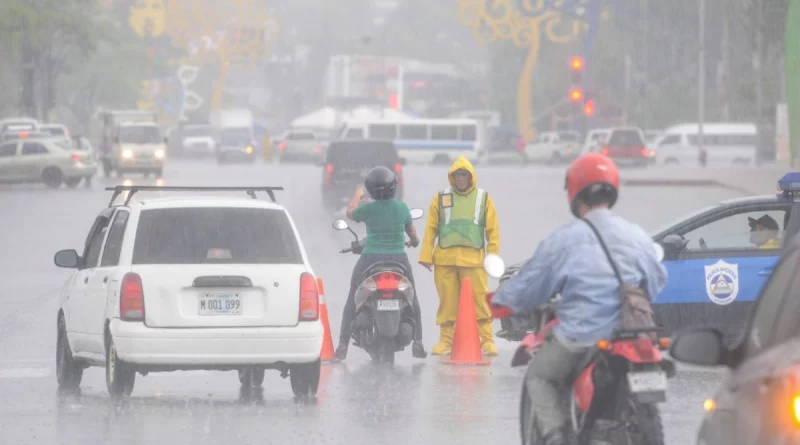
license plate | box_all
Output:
[199,293,242,316]
[627,370,667,394]
[376,300,401,311]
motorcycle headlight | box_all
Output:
[122,149,133,159]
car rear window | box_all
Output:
[608,130,644,146]
[132,207,303,265]
[326,141,398,167]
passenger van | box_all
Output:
[653,123,758,165]
[338,118,485,165]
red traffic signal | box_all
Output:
[569,88,584,102]
[584,99,595,116]
[570,56,584,71]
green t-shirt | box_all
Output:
[352,199,411,255]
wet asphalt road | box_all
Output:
[0,159,744,445]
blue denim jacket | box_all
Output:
[492,209,668,346]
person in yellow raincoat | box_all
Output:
[418,156,500,356]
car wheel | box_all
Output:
[290,359,321,399]
[42,167,63,188]
[105,335,135,398]
[64,177,81,188]
[238,367,265,388]
[56,315,83,390]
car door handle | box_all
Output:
[102,276,108,284]
[757,267,774,276]
[84,277,89,284]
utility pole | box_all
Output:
[698,0,706,157]
[642,0,649,129]
[755,0,764,122]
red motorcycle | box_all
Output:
[483,255,676,445]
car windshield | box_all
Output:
[41,127,66,137]
[608,130,645,146]
[650,203,722,237]
[119,126,161,144]
[132,207,303,265]
[326,141,398,167]
[182,126,212,138]
[220,129,251,146]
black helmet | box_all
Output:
[364,166,397,200]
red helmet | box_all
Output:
[565,153,620,217]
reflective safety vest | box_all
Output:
[437,187,487,249]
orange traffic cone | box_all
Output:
[445,276,490,366]
[317,277,335,362]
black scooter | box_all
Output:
[332,208,424,364]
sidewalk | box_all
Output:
[621,164,793,196]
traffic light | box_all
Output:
[570,56,584,83]
[569,87,584,103]
[584,99,595,116]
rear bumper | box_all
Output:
[116,157,165,169]
[109,319,323,366]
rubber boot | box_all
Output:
[479,319,499,356]
[431,322,454,356]
[412,341,428,359]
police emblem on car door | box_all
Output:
[704,260,739,305]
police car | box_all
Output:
[652,172,800,343]
[495,173,799,344]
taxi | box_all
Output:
[652,172,800,343]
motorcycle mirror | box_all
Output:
[409,208,424,220]
[332,220,349,231]
[483,254,505,279]
[653,242,664,262]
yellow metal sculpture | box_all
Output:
[458,0,586,141]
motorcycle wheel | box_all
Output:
[612,384,665,445]
[378,336,395,364]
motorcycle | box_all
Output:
[482,249,676,445]
[332,207,424,364]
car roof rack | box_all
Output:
[104,186,284,207]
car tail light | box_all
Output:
[394,163,403,187]
[71,153,81,162]
[600,147,610,156]
[279,142,286,151]
[640,147,648,157]
[120,273,145,321]
[299,272,319,321]
[314,145,322,153]
[324,163,334,187]
[516,139,525,153]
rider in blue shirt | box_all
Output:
[491,153,667,445]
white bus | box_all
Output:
[653,122,758,165]
[338,118,485,165]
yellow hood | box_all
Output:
[448,156,477,194]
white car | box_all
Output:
[54,186,324,398]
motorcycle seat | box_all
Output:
[360,261,410,282]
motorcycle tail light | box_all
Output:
[375,272,402,292]
[596,340,612,351]
[634,336,655,360]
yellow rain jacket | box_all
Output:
[760,238,781,249]
[419,156,500,267]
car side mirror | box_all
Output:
[409,208,423,220]
[661,234,688,255]
[54,249,81,269]
[669,327,727,367]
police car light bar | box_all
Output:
[777,172,800,194]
